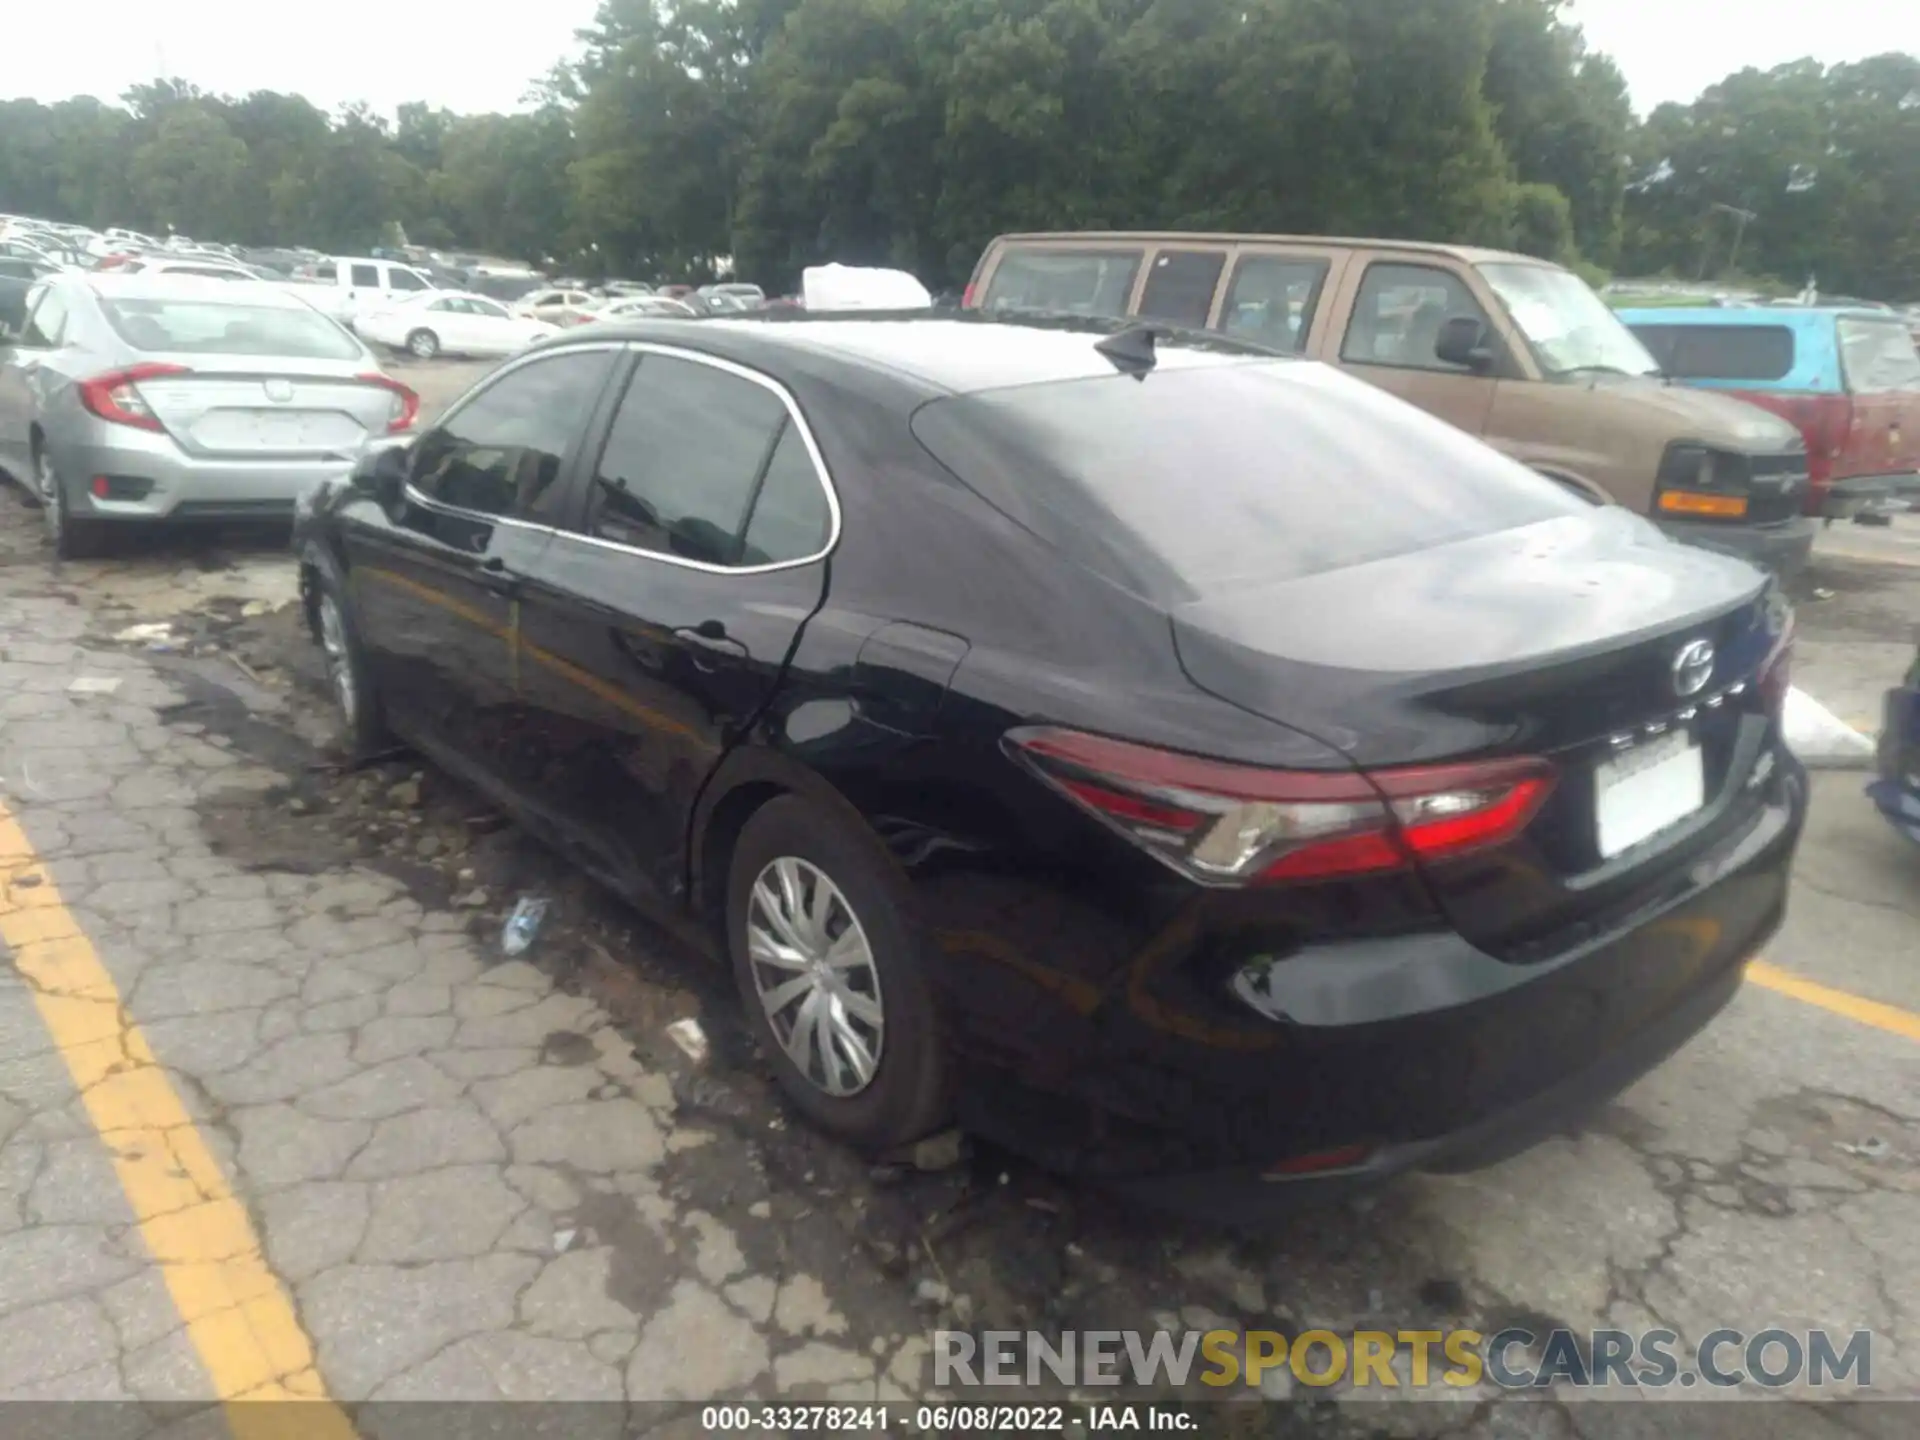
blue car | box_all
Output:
[1617,306,1920,521]
[1868,640,1920,844]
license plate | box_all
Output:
[192,410,361,451]
[1595,730,1705,859]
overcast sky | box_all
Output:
[2,0,1915,119]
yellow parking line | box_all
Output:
[0,802,355,1439]
[1747,958,1920,1043]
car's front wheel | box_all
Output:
[727,796,950,1149]
[37,445,105,560]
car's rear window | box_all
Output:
[1626,323,1795,382]
[978,247,1142,318]
[1837,318,1920,394]
[912,360,1581,602]
[100,297,362,360]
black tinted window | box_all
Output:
[913,360,1579,601]
[1628,324,1795,382]
[586,355,788,565]
[412,349,614,519]
[350,264,380,287]
[1219,256,1330,353]
[980,249,1141,318]
[1138,250,1225,329]
[740,425,832,565]
[389,268,428,291]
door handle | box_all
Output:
[673,620,747,659]
[476,556,521,596]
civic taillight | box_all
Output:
[356,371,419,433]
[1006,727,1557,885]
[77,362,190,431]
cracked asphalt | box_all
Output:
[0,359,1913,1439]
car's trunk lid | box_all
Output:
[133,359,397,459]
[1170,508,1786,957]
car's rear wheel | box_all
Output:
[726,796,949,1149]
[309,555,387,758]
[406,328,440,359]
[36,445,105,560]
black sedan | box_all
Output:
[293,312,1805,1222]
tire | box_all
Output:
[36,443,106,560]
[405,328,440,360]
[307,551,388,759]
[727,796,950,1149]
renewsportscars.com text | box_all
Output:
[935,1326,1874,1391]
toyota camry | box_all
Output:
[293,311,1804,1222]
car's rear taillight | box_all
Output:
[1006,727,1557,885]
[77,362,190,431]
[356,371,419,433]
[1759,615,1795,715]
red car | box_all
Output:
[1623,306,1920,519]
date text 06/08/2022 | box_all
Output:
[697,1404,1194,1432]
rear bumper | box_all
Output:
[49,430,352,523]
[950,753,1805,1225]
[1655,513,1817,577]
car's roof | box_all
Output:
[987,230,1550,268]
[78,273,318,310]
[559,311,1285,396]
[1614,305,1898,326]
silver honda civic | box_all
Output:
[0,272,417,557]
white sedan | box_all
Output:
[354,291,560,359]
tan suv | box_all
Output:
[964,233,1816,574]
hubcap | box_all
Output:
[746,857,884,1097]
[410,332,435,357]
[317,593,356,720]
[37,452,62,543]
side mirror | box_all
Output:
[1435,316,1497,373]
[350,439,413,506]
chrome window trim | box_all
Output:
[407,338,842,578]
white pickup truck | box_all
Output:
[286,257,440,322]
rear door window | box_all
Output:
[1341,263,1493,373]
[979,248,1142,318]
[583,354,790,565]
[1137,249,1226,328]
[1218,255,1331,353]
[1626,324,1795,382]
[1837,318,1920,394]
[350,263,380,287]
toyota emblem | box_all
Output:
[264,379,295,403]
[1672,639,1715,698]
